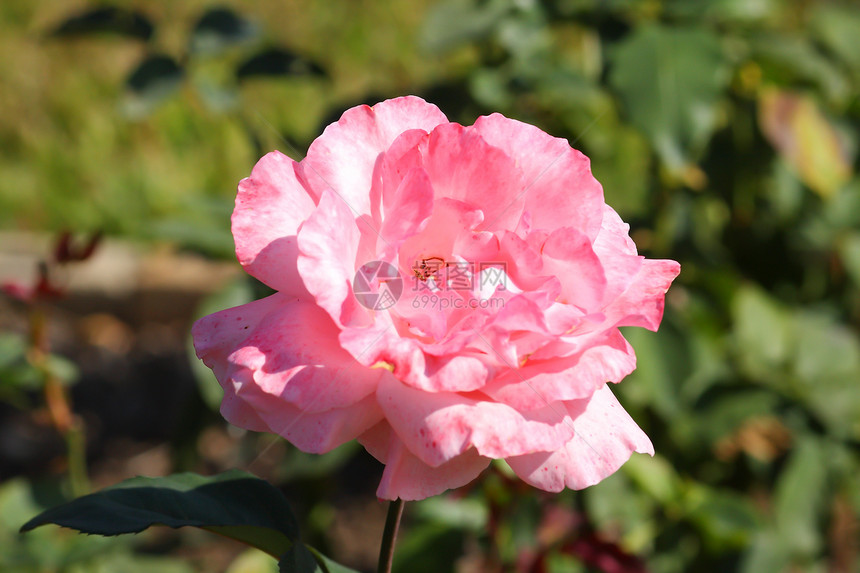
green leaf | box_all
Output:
[751,33,850,106]
[190,7,259,56]
[122,55,184,119]
[20,471,300,559]
[773,438,829,557]
[236,49,326,81]
[810,4,860,78]
[279,543,319,573]
[420,0,511,54]
[684,485,760,550]
[47,6,153,41]
[731,285,794,382]
[609,24,730,175]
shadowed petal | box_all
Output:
[233,151,316,294]
[360,422,491,500]
[377,376,575,467]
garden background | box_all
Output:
[1,1,859,571]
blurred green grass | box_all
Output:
[0,0,446,241]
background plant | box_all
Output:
[2,0,859,571]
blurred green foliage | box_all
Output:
[3,0,860,571]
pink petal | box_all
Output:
[603,258,681,330]
[258,395,384,454]
[422,123,525,232]
[379,167,434,254]
[193,293,385,452]
[482,329,637,410]
[296,189,369,328]
[192,292,286,386]
[192,293,277,432]
[472,113,605,239]
[303,97,448,217]
[505,384,653,492]
[377,376,576,467]
[359,421,492,500]
[541,227,607,310]
[226,297,383,413]
[233,151,316,294]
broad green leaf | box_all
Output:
[773,438,829,557]
[20,471,300,559]
[609,24,730,176]
[279,543,319,573]
[758,88,852,198]
[731,285,794,381]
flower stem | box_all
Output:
[377,498,405,573]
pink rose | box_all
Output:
[192,96,680,500]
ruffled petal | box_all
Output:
[303,96,448,217]
[603,258,681,330]
[360,421,491,500]
[541,227,607,310]
[233,151,316,294]
[482,329,636,410]
[505,384,653,491]
[378,376,575,467]
[193,293,385,451]
[422,123,525,232]
[472,113,605,240]
[225,297,383,412]
[296,189,369,328]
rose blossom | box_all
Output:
[192,96,680,500]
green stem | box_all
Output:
[377,498,405,573]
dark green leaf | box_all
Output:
[122,54,184,118]
[237,49,326,80]
[47,7,153,40]
[191,7,259,55]
[20,471,300,559]
[609,24,730,174]
[126,55,183,94]
[279,543,320,573]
